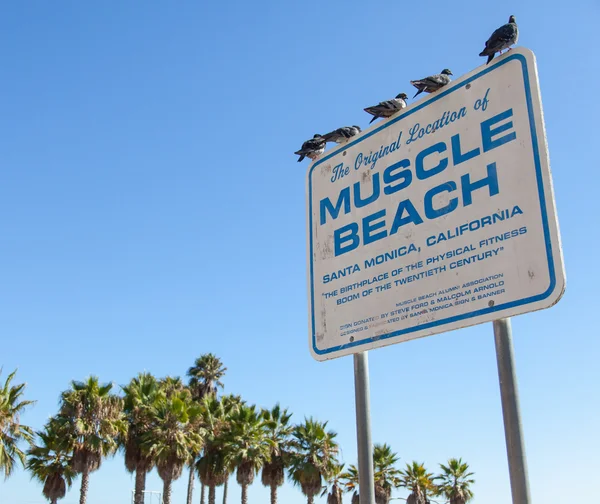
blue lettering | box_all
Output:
[451,134,480,165]
[383,159,412,195]
[416,142,448,180]
[363,210,387,245]
[481,109,517,152]
[461,162,499,206]
[424,182,458,219]
[320,187,350,225]
[335,223,359,256]
[390,200,424,235]
[354,174,380,208]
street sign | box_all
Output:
[306,47,565,361]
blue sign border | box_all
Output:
[308,52,558,357]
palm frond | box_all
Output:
[56,376,126,477]
[433,458,475,503]
[0,368,36,479]
[187,354,227,401]
[288,417,339,501]
[26,419,76,502]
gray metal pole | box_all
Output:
[493,318,532,504]
[353,351,376,504]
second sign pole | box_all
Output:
[354,351,376,504]
[494,318,532,504]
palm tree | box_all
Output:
[223,404,270,504]
[322,461,344,504]
[340,464,359,504]
[186,354,227,504]
[158,376,186,397]
[142,387,203,504]
[260,404,293,504]
[0,368,35,478]
[433,458,475,504]
[373,443,401,504]
[187,354,227,402]
[26,419,76,504]
[186,414,204,504]
[197,395,240,504]
[340,443,401,504]
[57,376,126,504]
[399,462,435,504]
[122,373,160,504]
[220,394,244,504]
[289,417,339,504]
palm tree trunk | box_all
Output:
[163,477,173,504]
[79,468,90,504]
[270,483,277,504]
[51,500,58,504]
[307,494,314,504]
[208,485,216,504]
[222,479,228,504]
[200,483,206,504]
[187,466,195,504]
[134,465,147,504]
[241,484,248,504]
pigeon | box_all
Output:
[479,15,519,64]
[322,125,362,143]
[364,93,408,124]
[410,70,453,98]
[295,134,326,162]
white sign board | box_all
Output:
[306,47,565,361]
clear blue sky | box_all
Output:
[1,1,598,503]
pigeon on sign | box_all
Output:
[479,15,519,64]
[295,134,326,162]
[322,126,362,144]
[410,69,453,98]
[363,93,409,124]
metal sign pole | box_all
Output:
[353,351,376,504]
[493,318,532,504]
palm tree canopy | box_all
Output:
[121,373,160,473]
[196,395,238,488]
[123,373,160,415]
[221,394,244,411]
[399,461,435,496]
[223,404,270,486]
[373,444,399,471]
[289,417,339,499]
[142,389,203,482]
[340,464,359,493]
[57,376,127,474]
[260,404,293,489]
[261,404,293,458]
[291,418,338,473]
[158,376,188,399]
[187,354,226,401]
[373,443,401,493]
[0,368,35,478]
[27,419,76,502]
[322,461,345,504]
[433,458,475,503]
[340,444,400,504]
